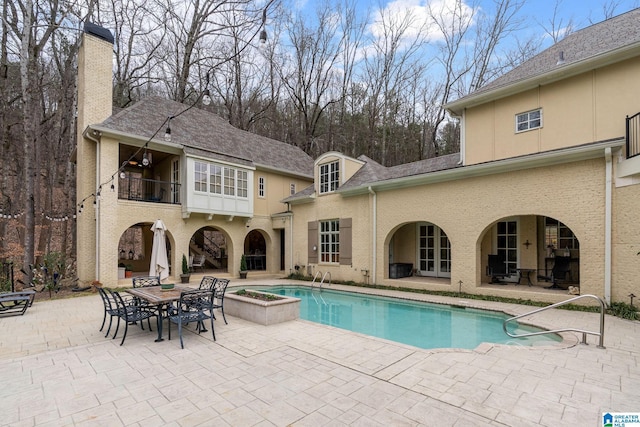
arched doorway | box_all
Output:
[117,222,172,277]
[387,222,451,279]
[243,230,266,271]
[190,227,228,272]
[479,215,579,288]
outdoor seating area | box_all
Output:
[0,278,638,426]
[98,275,231,348]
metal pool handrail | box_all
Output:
[502,294,606,349]
[311,271,332,289]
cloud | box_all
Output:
[368,0,475,43]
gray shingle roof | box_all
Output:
[339,153,461,191]
[447,7,640,110]
[99,97,314,177]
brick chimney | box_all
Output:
[76,22,114,283]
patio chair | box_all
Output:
[132,276,160,288]
[107,288,157,346]
[198,276,217,291]
[97,287,122,337]
[212,278,230,324]
[191,254,206,272]
[0,290,35,317]
[545,256,572,289]
[486,254,509,284]
[166,288,216,348]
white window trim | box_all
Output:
[319,160,340,194]
[319,219,340,264]
[515,108,542,133]
[258,176,265,198]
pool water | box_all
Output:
[257,286,561,350]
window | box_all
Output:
[545,218,579,250]
[223,168,235,196]
[290,183,296,195]
[194,162,207,192]
[516,109,542,132]
[320,219,340,263]
[258,176,265,198]
[319,161,339,194]
[237,170,248,197]
[209,165,222,194]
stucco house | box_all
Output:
[76,9,640,305]
[75,24,313,286]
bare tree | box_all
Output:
[277,2,344,154]
[540,0,574,43]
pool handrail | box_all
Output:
[502,294,606,349]
[311,271,332,289]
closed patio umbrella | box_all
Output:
[149,219,169,281]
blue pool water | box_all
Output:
[256,286,561,350]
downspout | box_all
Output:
[368,187,377,282]
[604,147,612,304]
[84,128,101,280]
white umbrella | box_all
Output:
[149,219,169,281]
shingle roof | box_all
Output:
[447,7,640,110]
[339,153,461,191]
[99,97,314,177]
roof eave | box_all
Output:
[338,138,625,195]
[89,124,184,153]
[446,42,640,115]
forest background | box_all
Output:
[0,0,636,284]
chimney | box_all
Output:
[75,22,114,283]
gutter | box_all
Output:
[604,148,612,304]
[368,187,377,282]
[83,127,102,280]
[445,41,640,115]
[339,138,625,196]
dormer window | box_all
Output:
[319,160,339,194]
[516,109,542,132]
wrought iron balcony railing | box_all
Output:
[118,177,180,204]
[626,112,640,159]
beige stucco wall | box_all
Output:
[291,156,614,302]
[464,56,640,165]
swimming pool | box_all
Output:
[255,285,561,350]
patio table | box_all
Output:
[126,285,190,342]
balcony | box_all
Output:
[118,176,180,204]
[626,112,640,158]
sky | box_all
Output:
[293,0,640,51]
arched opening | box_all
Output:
[243,230,267,271]
[189,226,229,273]
[479,215,580,289]
[117,222,173,277]
[387,222,451,279]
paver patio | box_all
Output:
[0,278,638,426]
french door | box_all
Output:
[496,220,518,279]
[417,223,451,278]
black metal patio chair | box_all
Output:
[107,288,158,346]
[212,278,230,324]
[198,276,217,291]
[131,276,160,288]
[166,288,216,348]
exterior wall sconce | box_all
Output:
[313,245,317,251]
[128,250,134,260]
[120,249,125,259]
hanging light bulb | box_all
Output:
[202,88,211,106]
[164,117,172,142]
[120,171,126,179]
[142,150,150,166]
